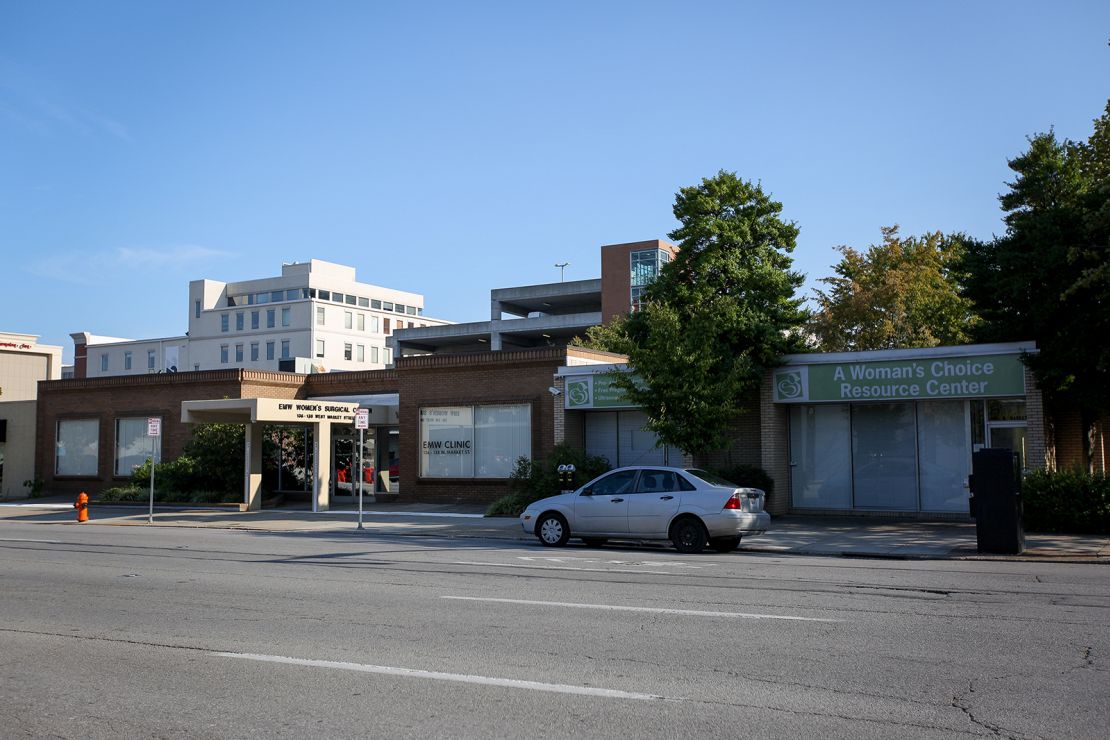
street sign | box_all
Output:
[354,408,369,430]
[147,417,162,437]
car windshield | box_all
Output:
[684,469,737,488]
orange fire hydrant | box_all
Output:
[74,492,89,523]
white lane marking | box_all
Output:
[443,596,840,623]
[213,652,665,702]
[518,556,714,569]
[268,509,484,519]
[454,560,674,575]
[0,503,73,510]
[0,537,63,544]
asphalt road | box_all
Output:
[1,521,1107,739]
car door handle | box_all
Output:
[610,498,624,503]
[659,495,674,500]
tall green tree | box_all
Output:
[609,171,807,455]
[809,226,978,351]
[960,101,1110,413]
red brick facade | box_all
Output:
[35,348,619,505]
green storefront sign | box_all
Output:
[564,374,637,409]
[773,353,1026,403]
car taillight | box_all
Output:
[724,492,743,510]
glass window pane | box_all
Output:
[475,404,531,478]
[789,405,852,509]
[116,417,158,476]
[918,401,970,513]
[590,470,637,495]
[332,293,345,303]
[988,399,1026,422]
[358,297,369,307]
[989,427,1027,471]
[345,295,356,305]
[271,291,284,302]
[852,402,918,510]
[420,407,474,478]
[56,419,98,475]
[287,289,300,300]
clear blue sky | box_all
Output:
[2,1,1107,362]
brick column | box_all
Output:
[759,370,790,516]
[1023,365,1049,471]
[552,376,566,446]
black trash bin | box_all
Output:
[968,448,1024,554]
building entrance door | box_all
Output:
[332,426,375,499]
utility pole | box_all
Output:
[555,262,569,282]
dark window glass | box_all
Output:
[635,470,680,493]
[587,470,637,496]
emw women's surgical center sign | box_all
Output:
[773,354,1026,404]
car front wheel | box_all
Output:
[671,518,708,554]
[536,513,570,547]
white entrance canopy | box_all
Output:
[180,397,359,513]
[182,398,359,425]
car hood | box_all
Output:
[521,492,577,512]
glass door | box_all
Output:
[918,400,971,512]
[788,404,852,509]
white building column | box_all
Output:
[243,422,263,511]
[313,422,332,512]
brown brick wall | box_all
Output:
[393,349,566,504]
[758,370,791,516]
[1023,365,1048,471]
[693,389,763,471]
[36,370,304,497]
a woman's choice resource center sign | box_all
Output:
[773,354,1026,403]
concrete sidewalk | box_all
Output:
[1,498,1106,562]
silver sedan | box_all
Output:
[520,466,770,553]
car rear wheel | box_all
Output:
[671,518,708,554]
[536,513,570,547]
[581,537,607,548]
[709,536,741,553]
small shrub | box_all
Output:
[712,464,774,495]
[485,444,611,517]
[1021,469,1110,534]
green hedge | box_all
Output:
[1021,469,1110,534]
[99,487,241,505]
[485,444,611,517]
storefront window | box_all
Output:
[420,404,531,478]
[116,417,159,476]
[917,401,970,512]
[788,405,852,509]
[475,405,531,478]
[988,399,1026,422]
[852,403,918,510]
[56,419,99,475]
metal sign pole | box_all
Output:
[149,434,155,525]
[354,407,369,531]
[147,417,161,525]
[358,426,365,530]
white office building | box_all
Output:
[73,260,451,377]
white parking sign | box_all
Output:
[354,408,369,430]
[147,417,161,437]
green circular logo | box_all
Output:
[568,381,590,406]
[777,372,802,399]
